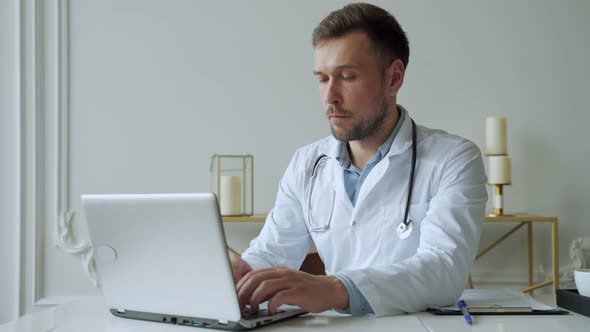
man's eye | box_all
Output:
[318,78,328,84]
[342,76,356,80]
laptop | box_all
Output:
[81,193,306,330]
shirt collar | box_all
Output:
[334,105,406,169]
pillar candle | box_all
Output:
[219,175,241,215]
[494,192,504,210]
[488,156,512,184]
[486,117,507,155]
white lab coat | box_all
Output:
[242,108,488,316]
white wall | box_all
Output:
[2,0,590,322]
[0,0,20,323]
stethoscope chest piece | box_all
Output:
[396,220,413,240]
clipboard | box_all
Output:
[428,289,569,316]
[427,307,569,315]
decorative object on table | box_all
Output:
[485,117,512,216]
[574,269,590,297]
[570,237,590,270]
[567,237,590,297]
[210,154,254,216]
[563,237,590,288]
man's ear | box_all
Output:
[386,59,405,97]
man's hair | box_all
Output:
[312,3,409,70]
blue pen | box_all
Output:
[458,300,473,325]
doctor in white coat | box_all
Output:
[232,3,487,317]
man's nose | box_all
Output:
[323,80,342,105]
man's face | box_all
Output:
[313,31,392,142]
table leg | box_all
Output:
[476,223,525,260]
[552,220,559,293]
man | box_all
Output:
[230,3,487,317]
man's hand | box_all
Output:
[229,250,253,284]
[236,267,349,314]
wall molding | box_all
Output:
[31,0,43,308]
[16,0,25,319]
[26,0,98,309]
[52,0,96,282]
[54,0,88,256]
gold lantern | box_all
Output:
[210,154,253,216]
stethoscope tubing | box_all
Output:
[402,119,417,227]
[308,119,417,234]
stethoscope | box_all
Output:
[308,119,417,240]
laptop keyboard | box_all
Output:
[241,308,285,320]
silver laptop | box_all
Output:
[81,193,306,330]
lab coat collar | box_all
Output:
[385,105,413,158]
[326,137,343,161]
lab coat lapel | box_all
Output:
[325,138,353,210]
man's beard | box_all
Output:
[327,98,390,142]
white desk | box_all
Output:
[1,297,588,332]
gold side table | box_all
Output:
[221,215,267,223]
[478,214,559,294]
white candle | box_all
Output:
[486,117,508,155]
[219,175,241,215]
[488,156,512,184]
[493,193,503,210]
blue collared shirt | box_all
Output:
[332,106,405,315]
